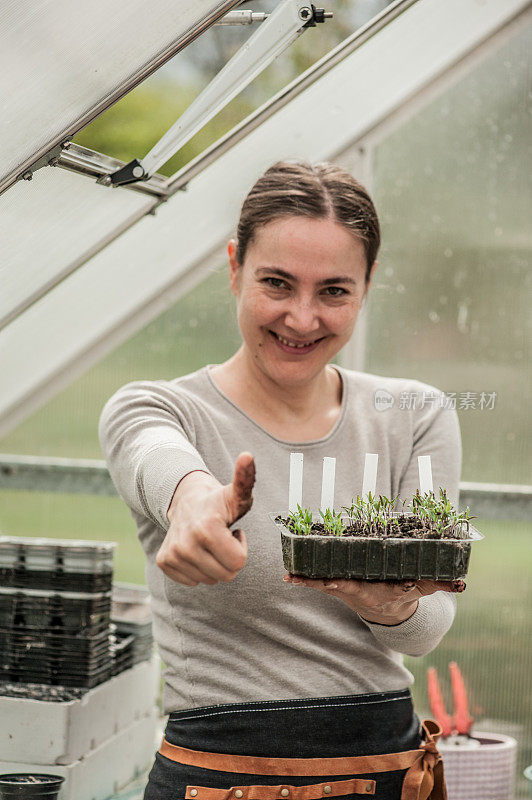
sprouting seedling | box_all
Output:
[319,508,346,536]
[341,494,365,525]
[287,504,314,535]
[409,489,475,536]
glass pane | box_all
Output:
[0,0,240,187]
[368,21,531,485]
[0,266,240,457]
[0,490,144,585]
[0,168,152,326]
[365,21,532,796]
[407,517,532,800]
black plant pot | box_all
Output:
[0,774,65,799]
[271,514,484,580]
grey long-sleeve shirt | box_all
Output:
[99,364,461,713]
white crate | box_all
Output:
[0,710,158,800]
[0,655,160,764]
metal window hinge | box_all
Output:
[101,1,332,188]
[18,142,71,181]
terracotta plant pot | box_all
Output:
[0,774,65,799]
[270,513,483,580]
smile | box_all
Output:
[270,331,325,353]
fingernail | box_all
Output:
[324,582,338,589]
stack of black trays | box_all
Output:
[111,583,153,670]
[0,537,115,689]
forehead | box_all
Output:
[245,216,367,274]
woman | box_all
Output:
[99,161,461,799]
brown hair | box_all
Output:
[235,161,380,283]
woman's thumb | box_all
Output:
[227,452,255,524]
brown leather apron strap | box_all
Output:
[159,718,447,800]
[184,778,376,799]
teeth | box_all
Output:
[275,333,317,348]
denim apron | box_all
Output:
[143,690,429,800]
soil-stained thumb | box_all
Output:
[225,452,256,525]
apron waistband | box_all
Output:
[159,719,447,800]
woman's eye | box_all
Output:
[262,279,346,296]
[264,277,287,289]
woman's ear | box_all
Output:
[364,260,378,297]
[228,239,241,296]
[367,260,378,290]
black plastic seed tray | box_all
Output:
[1,650,111,675]
[111,582,153,664]
[1,662,112,688]
[3,654,112,679]
[0,537,115,574]
[0,590,111,632]
[111,632,135,676]
[0,630,111,662]
[0,567,113,593]
[271,514,484,581]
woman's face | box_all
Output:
[228,215,376,387]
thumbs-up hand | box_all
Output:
[156,452,256,586]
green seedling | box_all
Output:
[285,490,472,539]
[319,508,346,536]
[409,489,476,536]
[287,504,314,535]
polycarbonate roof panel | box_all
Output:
[0,0,239,192]
[0,0,529,437]
[0,169,154,328]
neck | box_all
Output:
[221,346,341,421]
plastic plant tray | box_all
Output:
[271,513,484,581]
[111,583,153,665]
[0,567,113,594]
[0,537,115,574]
[0,589,111,633]
[1,663,113,689]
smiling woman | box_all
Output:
[99,161,461,800]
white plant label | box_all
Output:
[320,457,336,511]
[288,452,304,512]
[362,453,378,498]
[418,455,434,494]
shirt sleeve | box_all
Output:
[360,382,462,657]
[98,381,213,531]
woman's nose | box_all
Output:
[283,300,321,335]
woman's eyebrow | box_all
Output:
[255,267,357,286]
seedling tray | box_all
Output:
[0,538,115,574]
[111,583,153,665]
[0,590,111,633]
[1,662,112,689]
[0,567,112,594]
[271,513,483,581]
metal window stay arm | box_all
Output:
[103,1,331,187]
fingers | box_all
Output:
[195,516,247,573]
[283,575,467,599]
[157,518,247,586]
[231,529,248,561]
[415,579,466,595]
